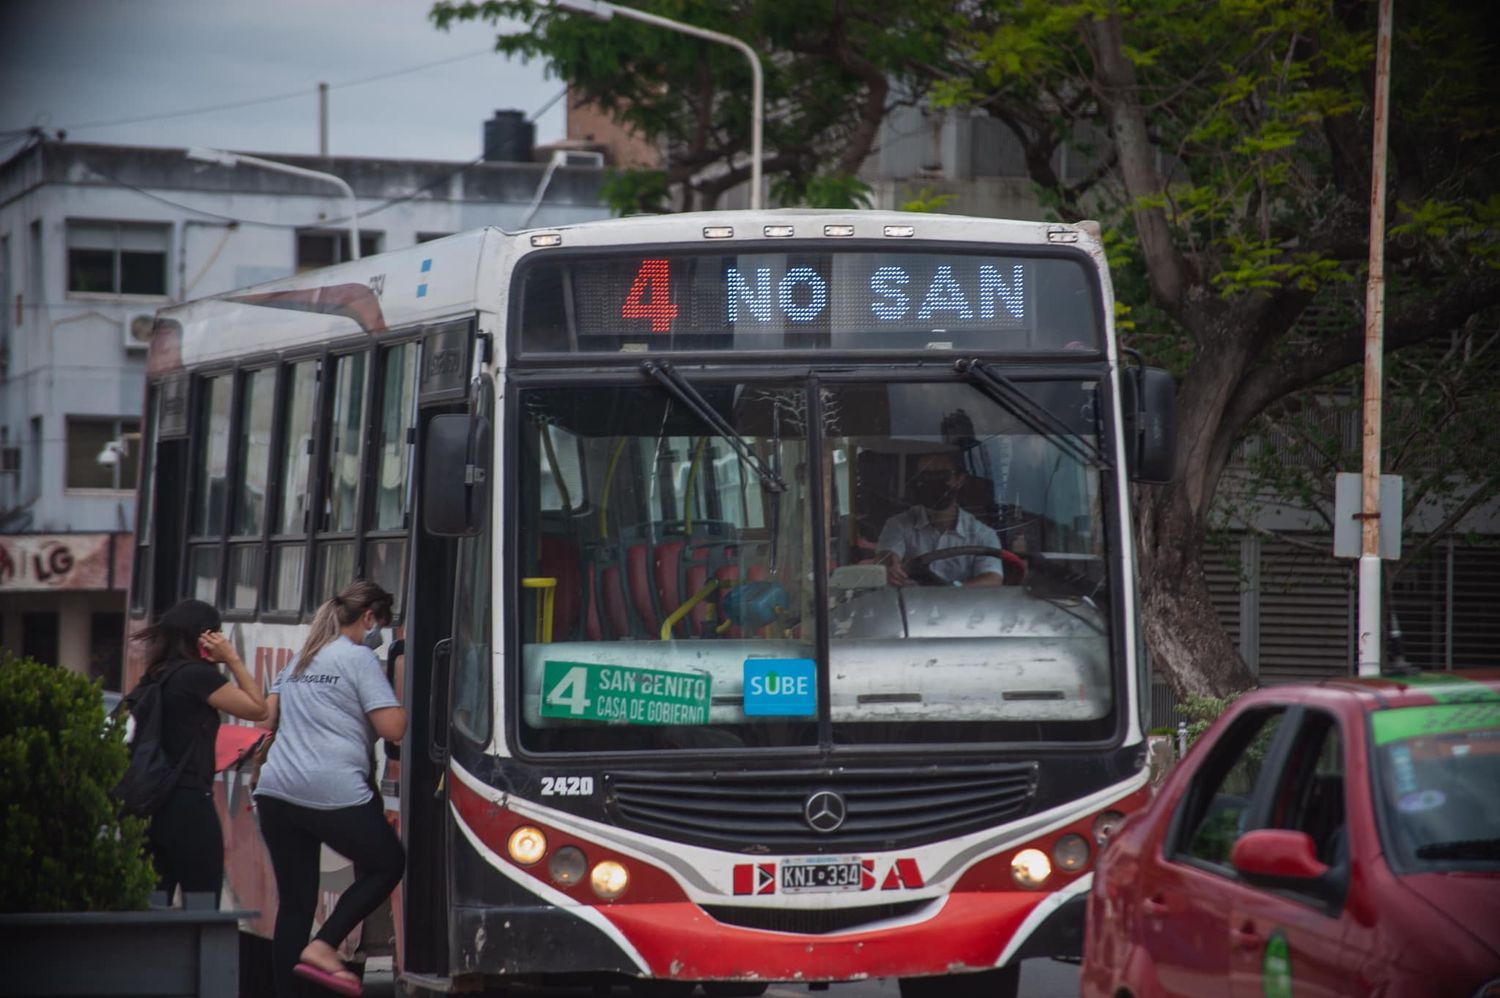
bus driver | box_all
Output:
[875,450,1006,588]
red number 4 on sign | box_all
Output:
[621,259,679,333]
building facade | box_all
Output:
[0,130,611,686]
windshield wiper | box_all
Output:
[641,361,787,494]
[955,358,1110,470]
[1414,838,1500,861]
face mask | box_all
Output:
[363,625,385,651]
[909,471,958,512]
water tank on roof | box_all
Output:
[484,109,535,163]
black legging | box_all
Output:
[255,793,405,997]
[146,786,223,907]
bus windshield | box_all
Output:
[515,377,1115,753]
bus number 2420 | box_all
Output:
[540,776,595,796]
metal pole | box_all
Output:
[319,82,329,157]
[554,0,763,209]
[1357,0,1394,677]
[186,147,360,260]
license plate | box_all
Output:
[780,857,865,894]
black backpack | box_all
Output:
[112,661,200,818]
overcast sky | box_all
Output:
[0,0,566,164]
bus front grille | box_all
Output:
[603,763,1038,850]
[700,900,930,935]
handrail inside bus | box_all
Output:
[521,578,557,644]
[540,425,572,515]
[682,436,708,535]
[599,437,629,540]
[660,580,719,640]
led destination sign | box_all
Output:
[517,250,1100,353]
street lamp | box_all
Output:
[552,0,764,210]
[186,146,362,260]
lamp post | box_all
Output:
[186,146,362,260]
[552,0,763,209]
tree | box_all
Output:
[434,0,1500,696]
[931,0,1500,695]
[0,652,156,912]
[430,0,960,212]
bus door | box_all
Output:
[400,320,487,978]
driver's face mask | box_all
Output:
[909,470,959,513]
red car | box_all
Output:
[1082,671,1500,998]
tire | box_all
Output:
[898,965,1020,998]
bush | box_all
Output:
[0,650,156,912]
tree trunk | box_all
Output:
[1136,480,1258,699]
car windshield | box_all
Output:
[513,378,1115,753]
[1371,702,1500,870]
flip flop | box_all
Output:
[293,961,362,997]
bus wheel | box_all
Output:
[703,984,769,997]
[898,966,1020,998]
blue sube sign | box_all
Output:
[742,658,817,717]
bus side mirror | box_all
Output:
[423,413,490,536]
[1121,366,1176,485]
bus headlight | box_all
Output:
[1011,848,1051,889]
[591,860,629,899]
[1093,810,1126,846]
[549,846,587,886]
[1052,833,1090,873]
[507,826,547,866]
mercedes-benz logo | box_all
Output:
[803,790,847,833]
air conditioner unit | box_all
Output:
[123,313,156,351]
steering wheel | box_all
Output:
[903,546,1021,585]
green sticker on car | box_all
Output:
[1372,702,1500,745]
[541,660,712,725]
[1397,672,1500,704]
[1263,931,1292,998]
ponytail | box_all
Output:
[293,580,394,674]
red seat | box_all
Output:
[538,535,582,640]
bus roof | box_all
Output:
[149,212,1107,374]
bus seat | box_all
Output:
[537,535,582,640]
[626,543,659,634]
[600,563,631,638]
[654,539,687,621]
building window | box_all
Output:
[66,417,140,490]
[67,221,169,296]
[296,230,381,273]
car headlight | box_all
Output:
[549,845,587,886]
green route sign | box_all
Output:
[541,660,712,726]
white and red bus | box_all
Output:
[129,210,1175,998]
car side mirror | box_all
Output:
[422,413,490,537]
[1230,829,1328,882]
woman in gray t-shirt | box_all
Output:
[254,581,406,998]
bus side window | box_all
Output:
[314,350,369,606]
[226,366,275,612]
[186,373,232,604]
[267,360,318,613]
[364,342,419,617]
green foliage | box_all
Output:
[600,168,672,216]
[0,651,155,912]
[430,0,958,210]
[898,187,958,214]
[1180,693,1242,748]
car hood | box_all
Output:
[1401,872,1500,959]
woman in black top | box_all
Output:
[130,599,266,905]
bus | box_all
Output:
[128,209,1176,998]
